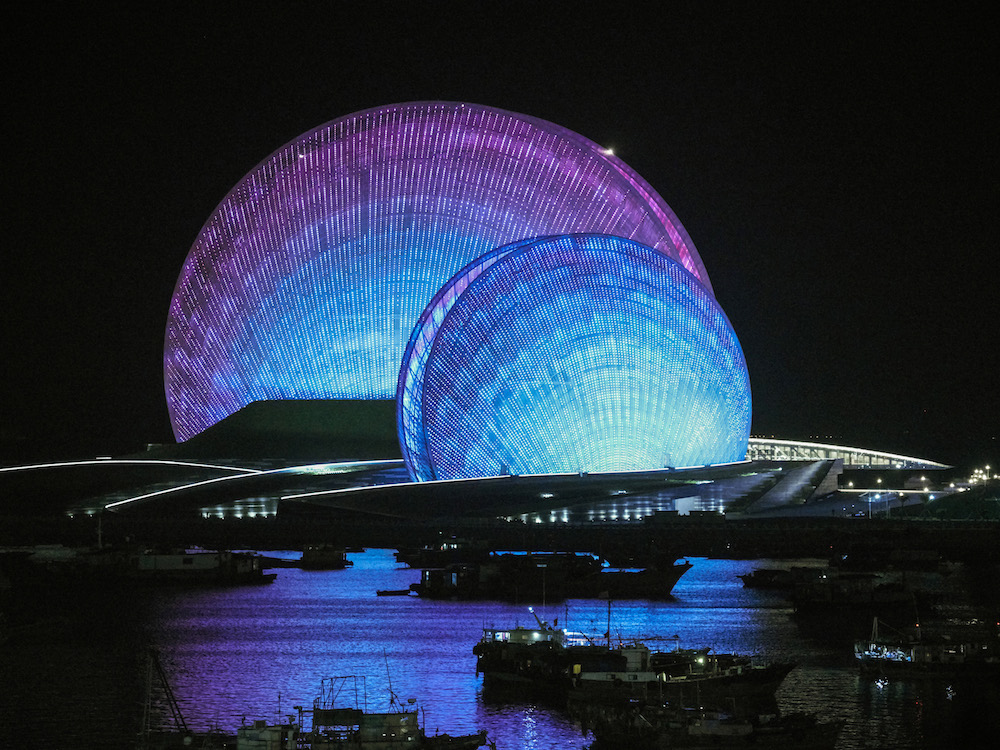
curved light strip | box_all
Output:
[165,102,711,442]
[103,459,404,510]
[0,459,262,475]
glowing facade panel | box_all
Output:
[165,102,710,441]
[398,234,751,481]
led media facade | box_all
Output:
[165,102,711,442]
[398,235,751,481]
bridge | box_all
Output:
[746,438,949,470]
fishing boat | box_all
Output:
[737,566,823,590]
[789,570,915,614]
[300,544,353,570]
[568,643,796,708]
[577,701,843,749]
[0,546,277,588]
[412,552,690,601]
[237,676,488,750]
[854,617,1000,678]
[411,551,602,600]
[394,538,491,568]
[473,610,794,709]
[473,614,582,690]
[138,651,486,750]
[563,560,693,599]
[132,549,277,585]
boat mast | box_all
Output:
[139,647,189,749]
[605,596,612,646]
[384,649,400,708]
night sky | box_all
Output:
[5,4,996,470]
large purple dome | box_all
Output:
[164,102,710,441]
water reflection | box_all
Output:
[2,550,998,749]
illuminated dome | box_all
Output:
[397,234,750,481]
[165,102,710,441]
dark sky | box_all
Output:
[4,3,996,469]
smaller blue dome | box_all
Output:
[397,234,751,481]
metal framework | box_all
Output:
[746,438,949,469]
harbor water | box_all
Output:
[2,549,998,748]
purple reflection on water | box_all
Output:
[137,549,999,750]
[147,549,590,747]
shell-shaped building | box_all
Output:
[165,102,710,442]
[398,234,750,481]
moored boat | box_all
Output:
[854,617,1000,678]
[563,561,693,599]
[738,566,823,590]
[133,549,277,584]
[300,544,353,570]
[139,652,486,750]
[0,545,277,588]
[473,611,794,710]
[394,538,491,568]
[237,676,488,749]
[412,551,602,600]
[577,701,843,750]
[790,571,915,614]
[412,552,689,601]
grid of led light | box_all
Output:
[165,102,711,441]
[397,236,536,478]
[398,234,751,481]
